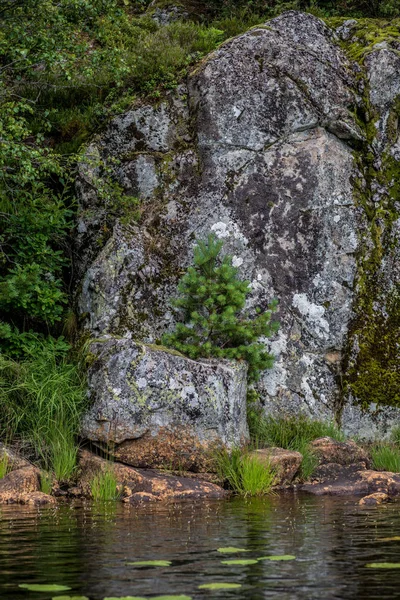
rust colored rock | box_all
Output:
[114,427,219,472]
[302,467,400,496]
[249,448,302,485]
[79,449,227,501]
[359,492,390,506]
[0,466,40,504]
[311,437,370,468]
[20,492,56,506]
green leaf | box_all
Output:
[221,559,258,565]
[103,597,147,600]
[217,547,249,554]
[19,584,72,592]
[127,560,172,567]
[53,597,89,600]
[198,583,242,590]
[152,596,192,600]
[366,563,400,568]
[258,555,296,561]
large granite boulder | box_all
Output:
[77,12,400,440]
[82,337,248,470]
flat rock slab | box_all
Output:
[79,450,227,502]
[82,338,248,471]
[301,468,400,496]
[249,448,302,485]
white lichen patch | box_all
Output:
[292,293,330,338]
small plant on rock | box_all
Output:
[90,468,120,502]
[162,233,279,382]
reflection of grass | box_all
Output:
[90,468,120,501]
[215,447,276,496]
[248,412,345,480]
[371,444,400,472]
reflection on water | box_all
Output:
[1,493,400,599]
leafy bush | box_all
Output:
[163,234,279,382]
[216,447,276,496]
[371,444,400,472]
[0,339,87,480]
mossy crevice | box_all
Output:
[331,18,400,410]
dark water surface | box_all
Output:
[1,493,400,599]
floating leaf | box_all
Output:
[19,584,72,592]
[198,583,242,590]
[103,597,146,600]
[258,555,296,561]
[379,536,400,542]
[153,596,192,600]
[366,563,400,569]
[217,547,249,554]
[127,560,172,567]
[221,559,258,565]
[53,597,89,600]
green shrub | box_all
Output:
[90,468,120,501]
[0,339,87,480]
[216,447,276,496]
[371,444,400,472]
[163,233,279,382]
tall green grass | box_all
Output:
[216,448,276,496]
[248,412,345,480]
[90,468,120,501]
[0,339,87,481]
[371,444,400,472]
[0,455,8,479]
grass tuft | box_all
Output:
[0,455,8,479]
[0,339,87,482]
[248,412,345,480]
[90,468,120,501]
[215,447,276,496]
[371,444,400,472]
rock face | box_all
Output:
[82,338,248,469]
[77,11,400,440]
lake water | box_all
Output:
[1,493,400,599]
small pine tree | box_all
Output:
[162,233,279,382]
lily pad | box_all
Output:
[152,596,192,599]
[217,547,249,554]
[258,555,296,561]
[366,563,400,569]
[103,597,147,600]
[198,583,242,590]
[53,597,89,600]
[127,560,172,567]
[221,559,258,565]
[19,584,72,593]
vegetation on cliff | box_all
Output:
[163,234,279,382]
